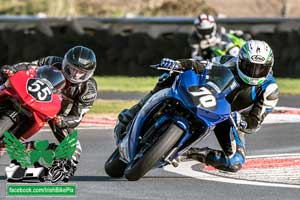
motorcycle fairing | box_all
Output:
[124,69,231,163]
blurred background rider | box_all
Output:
[189,13,251,60]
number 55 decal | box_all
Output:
[189,86,216,108]
[27,79,52,102]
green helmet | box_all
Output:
[237,40,274,85]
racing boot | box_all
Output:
[184,146,246,172]
[204,146,246,172]
[204,120,246,172]
[114,92,153,142]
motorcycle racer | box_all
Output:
[115,40,279,172]
[0,46,97,181]
[190,13,251,60]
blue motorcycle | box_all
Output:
[105,63,239,181]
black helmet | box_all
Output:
[36,65,66,92]
[62,46,96,84]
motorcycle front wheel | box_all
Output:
[105,148,127,178]
[124,123,183,181]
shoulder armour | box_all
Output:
[263,83,279,107]
[37,56,63,69]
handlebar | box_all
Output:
[150,64,183,74]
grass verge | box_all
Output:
[276,78,300,95]
[96,76,300,95]
[90,99,137,115]
[89,77,300,115]
[95,76,157,93]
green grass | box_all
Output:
[276,78,300,95]
[90,100,138,114]
[89,77,300,115]
[95,76,157,93]
[96,76,300,95]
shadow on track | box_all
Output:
[0,175,191,182]
[70,176,127,182]
[0,176,127,182]
[71,176,191,181]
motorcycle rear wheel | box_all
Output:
[124,123,183,181]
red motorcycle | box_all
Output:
[0,65,65,145]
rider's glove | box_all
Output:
[0,65,16,77]
[160,58,181,70]
[231,111,247,130]
[177,58,209,74]
[53,115,67,129]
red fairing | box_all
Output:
[8,70,62,119]
[0,66,63,144]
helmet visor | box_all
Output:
[196,27,214,37]
[239,60,271,78]
[63,62,93,83]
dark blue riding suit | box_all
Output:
[198,55,278,171]
[115,56,279,172]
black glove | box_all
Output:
[0,65,16,77]
[177,59,209,74]
[53,115,67,129]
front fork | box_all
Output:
[163,124,212,167]
[161,115,212,167]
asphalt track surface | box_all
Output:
[0,94,299,199]
[1,123,300,200]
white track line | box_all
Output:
[164,153,300,189]
[247,153,300,158]
[264,113,300,124]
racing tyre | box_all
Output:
[124,123,183,181]
[105,149,127,178]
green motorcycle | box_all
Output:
[211,33,246,57]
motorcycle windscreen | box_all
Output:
[9,71,61,118]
